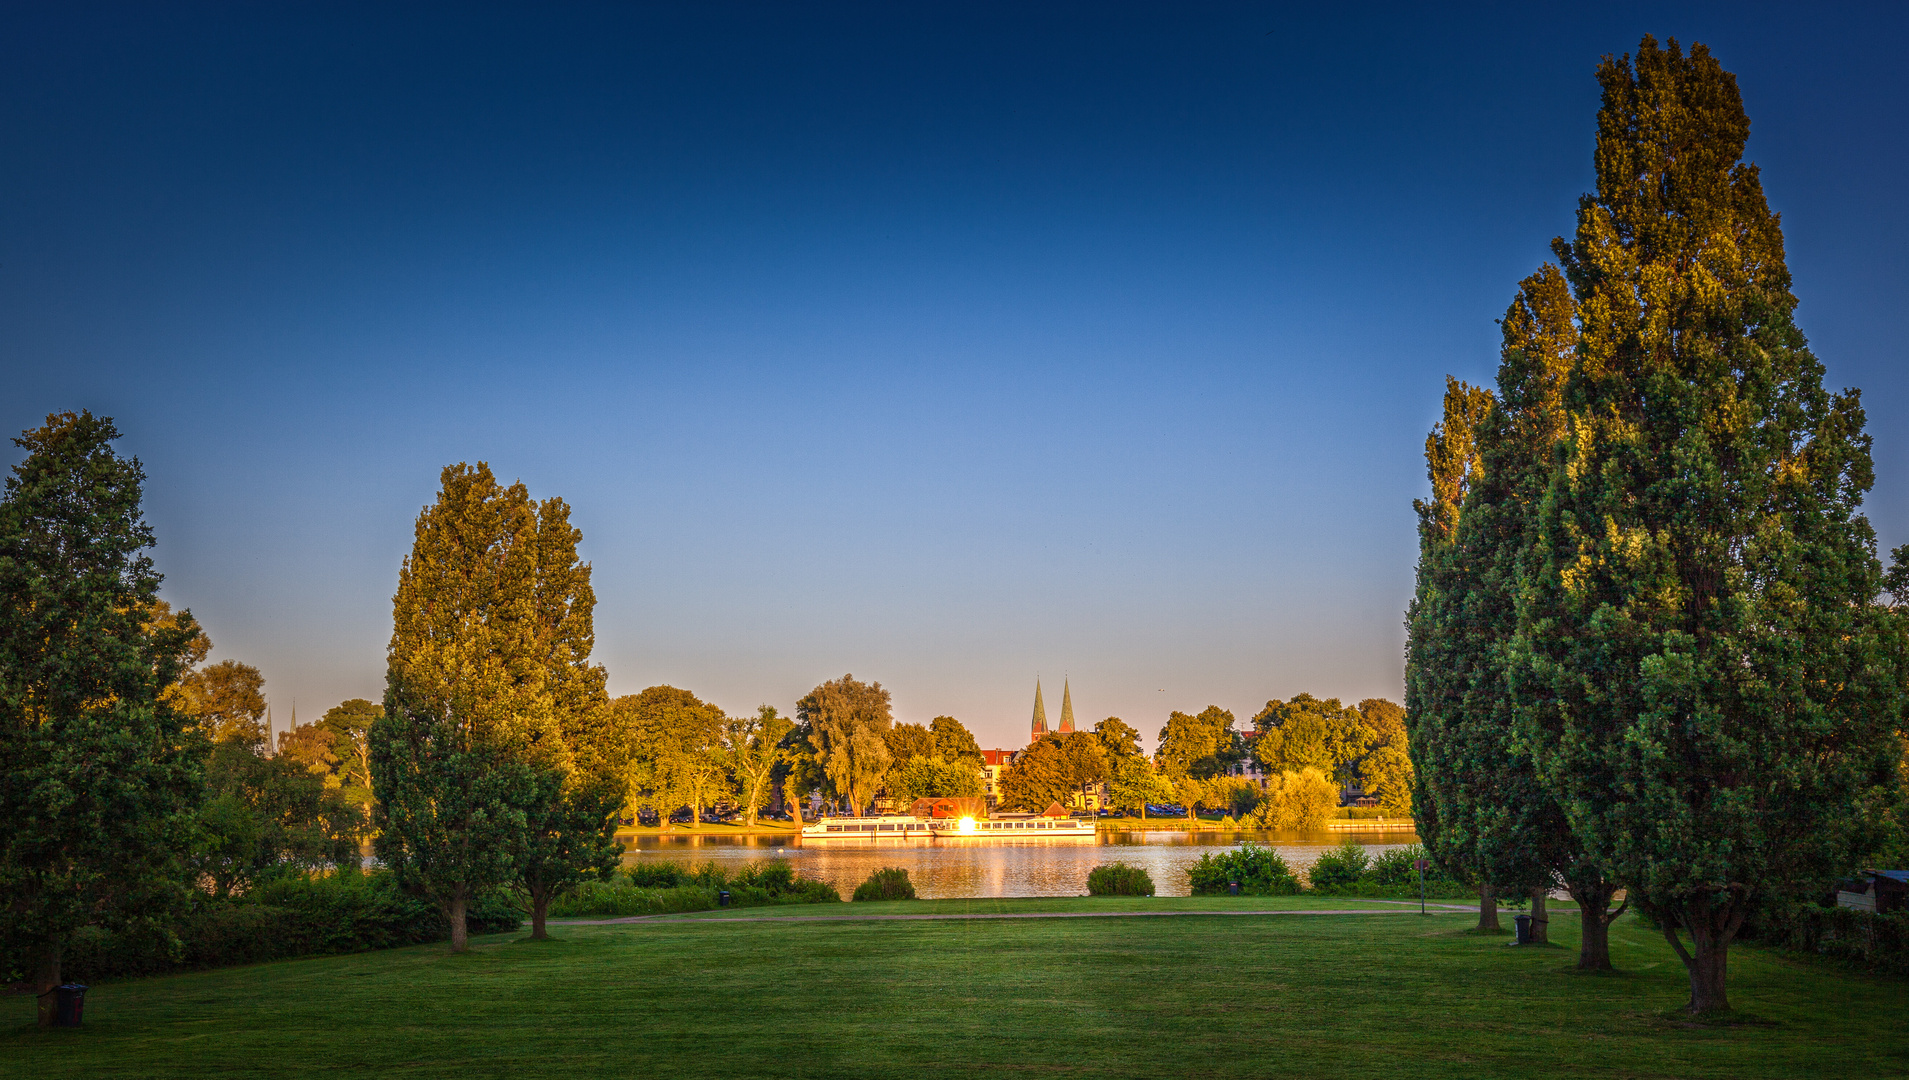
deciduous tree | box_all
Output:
[1255,768,1337,829]
[721,706,793,826]
[1253,694,1367,781]
[886,755,985,803]
[176,660,268,749]
[1094,717,1143,764]
[929,715,983,767]
[613,685,725,823]
[798,674,893,814]
[997,735,1073,811]
[1155,707,1238,780]
[1109,757,1174,820]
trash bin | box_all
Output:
[1228,881,1241,896]
[37,984,87,1027]
[1513,914,1533,945]
[718,890,731,907]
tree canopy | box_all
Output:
[0,412,207,994]
[1511,37,1903,1012]
[1155,707,1238,779]
[375,462,618,948]
[797,674,893,814]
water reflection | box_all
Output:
[620,831,1421,898]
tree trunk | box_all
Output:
[35,937,61,997]
[529,883,550,941]
[1686,937,1730,1014]
[1577,904,1613,971]
[1475,885,1500,932]
[1565,879,1625,971]
[1659,900,1745,1014]
[1528,889,1549,944]
[448,892,469,952]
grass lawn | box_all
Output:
[6,898,1903,1079]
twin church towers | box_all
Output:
[1028,679,1076,744]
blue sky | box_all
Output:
[4,3,1904,750]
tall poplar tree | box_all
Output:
[1517,38,1902,1012]
[1464,268,1627,964]
[1405,377,1524,932]
[517,496,621,940]
[0,413,205,998]
[376,463,619,949]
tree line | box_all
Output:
[993,695,1412,824]
[1405,37,1909,1015]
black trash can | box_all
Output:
[718,890,731,907]
[1228,881,1241,896]
[1513,914,1533,945]
[37,983,87,1027]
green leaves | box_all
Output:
[0,412,205,985]
[1409,36,1907,1009]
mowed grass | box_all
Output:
[6,898,1905,1079]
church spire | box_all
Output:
[1059,680,1075,734]
[1031,680,1048,741]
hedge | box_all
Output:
[51,870,521,983]
[1739,901,1909,976]
[551,860,840,917]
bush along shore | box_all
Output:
[549,860,840,918]
[1177,841,1474,899]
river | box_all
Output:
[622,830,1421,898]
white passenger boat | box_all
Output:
[799,797,1095,839]
[926,813,1095,838]
[800,814,935,839]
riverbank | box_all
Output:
[1095,818,1417,833]
[13,897,1901,1078]
[614,818,1418,839]
[615,822,802,839]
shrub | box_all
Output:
[1302,843,1471,899]
[853,867,917,901]
[1188,842,1303,895]
[1306,841,1371,891]
[1366,844,1434,887]
[1086,862,1155,896]
[626,861,688,888]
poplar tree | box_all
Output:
[517,496,620,940]
[1465,268,1627,963]
[376,464,619,949]
[1405,378,1523,932]
[1517,38,1901,1012]
[0,413,205,998]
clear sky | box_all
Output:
[4,3,1905,752]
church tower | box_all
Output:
[1030,680,1048,742]
[1059,680,1076,734]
